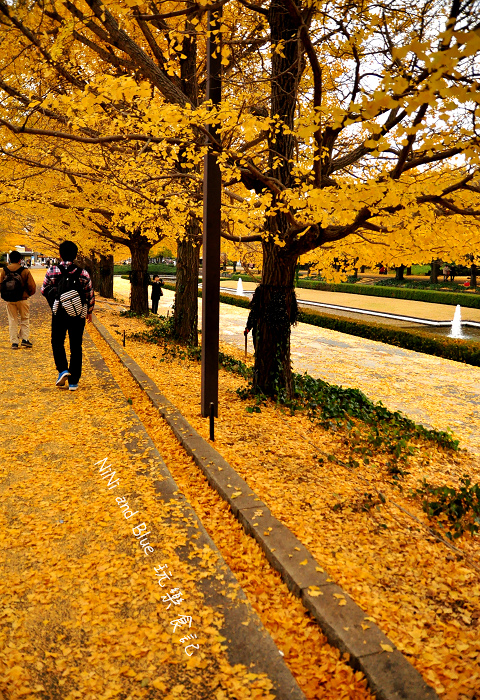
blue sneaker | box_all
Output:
[68,384,78,391]
[56,370,71,387]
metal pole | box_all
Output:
[201,8,222,418]
[209,402,215,441]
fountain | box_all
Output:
[448,304,463,338]
[236,277,244,296]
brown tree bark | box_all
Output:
[79,253,99,291]
[99,254,114,298]
[173,224,201,345]
[253,242,298,397]
[470,263,477,289]
[395,265,405,281]
[430,260,439,284]
[172,20,201,345]
[129,236,151,314]
[251,0,301,397]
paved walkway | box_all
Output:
[217,280,480,324]
[113,278,480,456]
[0,289,304,700]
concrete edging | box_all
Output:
[91,314,439,700]
[84,332,306,700]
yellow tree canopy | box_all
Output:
[0,0,479,265]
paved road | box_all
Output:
[113,278,480,456]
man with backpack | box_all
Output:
[0,250,36,349]
[41,241,95,391]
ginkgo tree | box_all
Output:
[0,130,191,312]
[1,0,480,396]
[206,0,480,395]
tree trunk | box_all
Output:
[253,242,298,398]
[406,266,412,275]
[250,0,300,398]
[430,260,439,284]
[80,253,99,291]
[395,265,405,281]
[174,221,201,345]
[360,265,366,273]
[470,263,477,289]
[99,254,114,298]
[129,239,151,314]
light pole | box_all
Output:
[201,8,222,418]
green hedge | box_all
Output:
[298,308,480,366]
[222,275,480,307]
[129,279,480,366]
[294,280,480,308]
[115,263,177,275]
[122,273,480,308]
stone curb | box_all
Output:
[91,314,439,700]
[84,332,306,700]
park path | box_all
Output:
[0,288,307,700]
[114,279,480,456]
[217,279,480,323]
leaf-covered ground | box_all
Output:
[89,313,373,700]
[96,293,480,700]
[115,279,480,456]
[0,297,296,700]
[0,280,372,700]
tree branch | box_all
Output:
[0,0,86,90]
[0,119,186,147]
[221,230,263,242]
[82,0,191,106]
[237,0,268,16]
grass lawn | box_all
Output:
[114,263,176,276]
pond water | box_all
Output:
[418,325,480,343]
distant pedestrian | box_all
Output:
[244,293,260,350]
[443,265,451,282]
[151,275,163,314]
[0,250,36,349]
[41,241,95,391]
[450,265,456,282]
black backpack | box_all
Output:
[53,265,87,317]
[1,266,25,302]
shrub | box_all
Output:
[161,281,480,367]
[297,281,480,308]
[298,309,480,367]
[415,476,480,538]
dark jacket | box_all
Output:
[151,280,163,300]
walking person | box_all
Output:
[244,290,261,351]
[41,241,95,391]
[0,250,36,349]
[443,264,451,282]
[151,275,163,314]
